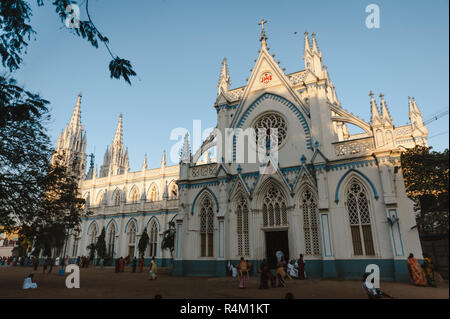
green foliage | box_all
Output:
[87,243,96,260]
[161,221,176,258]
[21,154,89,256]
[0,76,51,229]
[0,0,136,83]
[96,227,107,259]
[137,228,149,258]
[401,146,449,234]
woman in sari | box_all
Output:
[150,257,157,280]
[258,259,271,289]
[237,257,248,289]
[422,256,436,287]
[406,253,426,286]
[298,254,305,280]
[276,257,288,287]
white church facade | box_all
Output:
[55,23,429,281]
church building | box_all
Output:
[55,22,429,281]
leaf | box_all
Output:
[108,57,137,85]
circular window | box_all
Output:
[253,113,288,147]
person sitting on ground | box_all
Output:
[362,272,394,299]
[22,273,38,289]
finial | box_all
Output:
[369,90,374,97]
[78,91,82,97]
[379,93,384,99]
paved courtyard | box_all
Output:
[0,266,448,299]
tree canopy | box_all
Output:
[401,146,449,235]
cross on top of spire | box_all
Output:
[259,19,268,46]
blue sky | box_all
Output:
[13,0,449,171]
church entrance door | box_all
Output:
[128,246,135,259]
[265,231,289,269]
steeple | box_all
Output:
[217,57,231,95]
[369,91,381,124]
[113,113,123,147]
[69,92,82,131]
[52,92,87,179]
[100,114,128,177]
[379,93,393,126]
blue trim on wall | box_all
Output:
[86,220,98,235]
[334,168,379,203]
[145,216,160,232]
[105,218,118,232]
[191,187,219,215]
[124,217,139,233]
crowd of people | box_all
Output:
[227,251,307,289]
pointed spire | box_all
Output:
[181,133,191,163]
[304,31,311,53]
[379,93,393,124]
[311,32,320,55]
[217,57,230,94]
[258,18,268,48]
[369,90,381,124]
[69,92,82,131]
[412,97,421,114]
[408,96,414,114]
[161,150,166,167]
[113,114,123,146]
[142,153,148,171]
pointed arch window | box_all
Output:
[98,192,104,206]
[236,195,250,257]
[169,183,178,199]
[149,185,158,202]
[301,188,320,256]
[345,179,375,256]
[130,188,139,203]
[113,190,121,206]
[107,223,116,257]
[148,221,158,257]
[90,224,98,245]
[262,182,287,228]
[127,221,136,245]
[200,194,214,257]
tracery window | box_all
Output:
[254,113,287,148]
[127,221,136,245]
[90,224,98,245]
[200,195,214,257]
[301,188,320,256]
[346,179,375,256]
[98,192,104,206]
[262,182,287,228]
[130,187,139,203]
[149,185,158,202]
[236,196,250,257]
[148,221,158,257]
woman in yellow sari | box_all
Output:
[406,253,426,286]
